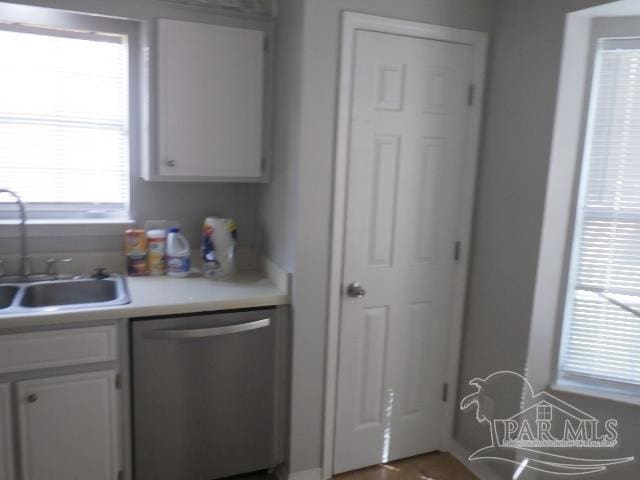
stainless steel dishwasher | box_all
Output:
[131,308,278,480]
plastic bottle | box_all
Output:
[166,228,191,278]
[201,219,218,278]
[202,217,238,278]
[209,217,237,277]
[147,229,167,276]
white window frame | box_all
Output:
[537,404,552,422]
[527,10,640,407]
[555,34,640,399]
[0,4,140,224]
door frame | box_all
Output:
[323,12,488,479]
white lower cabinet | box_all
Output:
[0,383,14,480]
[17,371,121,480]
[0,323,125,480]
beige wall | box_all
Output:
[257,0,303,273]
[453,2,640,480]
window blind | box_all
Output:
[0,25,129,218]
[561,39,640,387]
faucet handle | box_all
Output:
[46,258,72,278]
[91,267,110,280]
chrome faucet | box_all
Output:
[0,188,30,278]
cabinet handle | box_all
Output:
[165,159,176,167]
[25,393,38,403]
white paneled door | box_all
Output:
[334,30,474,473]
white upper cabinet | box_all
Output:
[149,18,269,181]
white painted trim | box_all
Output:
[524,1,640,404]
[274,463,289,480]
[0,219,135,238]
[322,11,488,480]
[551,382,640,408]
[518,14,595,480]
[289,467,323,480]
[523,7,640,480]
[449,440,502,480]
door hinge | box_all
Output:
[467,84,475,106]
[115,373,122,390]
[442,383,449,403]
[264,36,269,52]
[454,241,461,261]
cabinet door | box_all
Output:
[158,19,265,179]
[17,371,120,480]
[0,384,14,480]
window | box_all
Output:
[0,16,132,220]
[536,404,552,422]
[559,38,640,393]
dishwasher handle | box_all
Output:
[142,318,271,340]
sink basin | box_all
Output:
[0,286,18,309]
[21,279,119,308]
[0,275,130,314]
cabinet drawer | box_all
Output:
[0,325,117,374]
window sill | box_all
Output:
[551,382,640,408]
[0,218,135,238]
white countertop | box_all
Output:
[0,272,288,330]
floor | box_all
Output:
[333,452,478,480]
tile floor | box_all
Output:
[333,452,478,480]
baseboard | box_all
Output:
[288,467,323,480]
[286,448,499,480]
[449,440,502,480]
[273,463,289,480]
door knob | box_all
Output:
[346,282,366,298]
[26,393,38,403]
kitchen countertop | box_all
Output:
[0,272,288,330]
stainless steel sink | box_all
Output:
[21,279,119,307]
[0,286,18,310]
[0,275,130,314]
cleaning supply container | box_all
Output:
[147,229,167,276]
[202,217,237,278]
[125,229,148,276]
[166,228,191,277]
